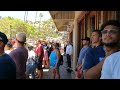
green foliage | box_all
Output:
[0,17,38,39]
[40,18,60,39]
[0,16,60,41]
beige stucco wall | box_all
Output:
[72,18,78,71]
[75,11,82,19]
[72,11,82,71]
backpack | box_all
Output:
[54,49,64,66]
[58,54,63,65]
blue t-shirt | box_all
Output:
[83,46,105,70]
[0,54,16,79]
[78,47,89,65]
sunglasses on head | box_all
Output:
[101,29,120,35]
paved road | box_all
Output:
[42,55,75,79]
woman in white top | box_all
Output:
[26,46,36,79]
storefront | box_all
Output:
[50,11,120,71]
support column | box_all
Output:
[69,32,73,43]
[68,33,71,42]
[72,19,78,71]
[101,11,108,25]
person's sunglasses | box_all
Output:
[101,29,119,35]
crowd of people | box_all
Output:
[0,19,120,79]
[75,19,120,79]
[0,31,67,79]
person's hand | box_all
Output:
[77,64,82,71]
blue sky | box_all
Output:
[0,11,51,22]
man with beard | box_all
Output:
[83,20,120,79]
[100,20,120,79]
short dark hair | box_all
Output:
[28,46,33,51]
[6,41,12,48]
[100,20,120,31]
[92,30,102,37]
[81,37,90,42]
[38,40,41,43]
[56,43,60,47]
[0,32,8,44]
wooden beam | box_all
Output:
[50,11,75,32]
[54,19,73,31]
[49,11,60,19]
[54,19,74,22]
[49,11,59,16]
[56,21,70,29]
[52,11,75,19]
[59,26,67,31]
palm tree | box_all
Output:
[35,11,38,22]
[39,12,43,30]
[24,11,28,22]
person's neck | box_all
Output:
[83,45,89,48]
[105,46,119,56]
[0,51,5,56]
[93,42,101,47]
[16,43,24,48]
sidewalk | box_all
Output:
[42,55,75,79]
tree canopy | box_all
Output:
[0,17,60,40]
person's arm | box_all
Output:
[77,64,83,71]
[77,49,83,66]
[70,45,73,55]
[83,48,118,79]
[9,51,16,64]
[38,46,42,57]
[65,46,68,54]
[83,57,106,79]
[55,50,60,68]
[76,48,84,69]
[82,48,95,71]
[45,50,49,60]
[82,47,101,79]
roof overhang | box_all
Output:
[49,11,75,32]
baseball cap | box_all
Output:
[16,32,26,43]
[81,37,90,42]
[0,32,8,44]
